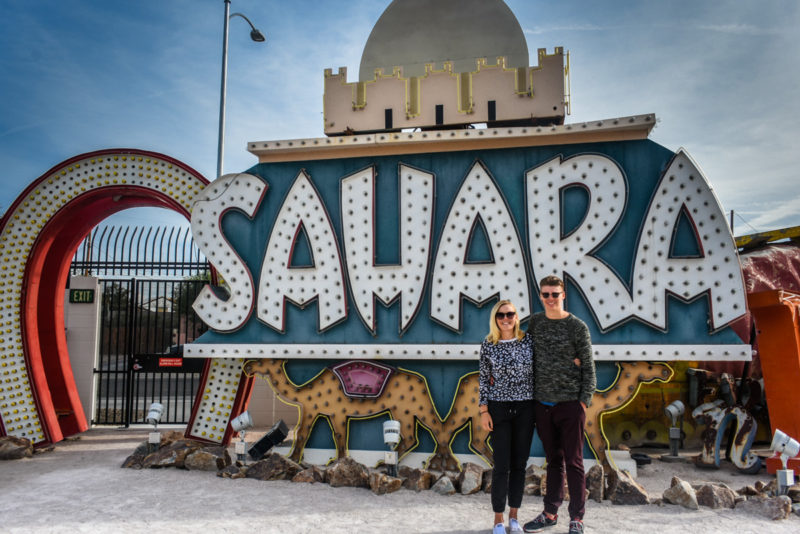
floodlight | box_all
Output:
[383,420,401,446]
[660,400,685,462]
[145,402,164,454]
[230,411,253,433]
[146,402,164,427]
[230,410,254,463]
[382,420,401,476]
[664,400,685,426]
[248,419,289,461]
[771,429,799,494]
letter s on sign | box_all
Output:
[190,173,267,332]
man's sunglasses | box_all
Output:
[540,292,562,299]
[495,311,516,320]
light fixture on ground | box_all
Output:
[248,419,289,461]
[770,429,800,495]
[230,410,254,463]
[146,402,164,453]
[383,420,401,477]
[217,0,266,178]
[660,399,685,462]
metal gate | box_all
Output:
[71,225,210,426]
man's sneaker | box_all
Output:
[522,512,557,533]
[509,518,523,533]
[493,523,506,534]
[568,519,584,534]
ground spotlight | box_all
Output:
[383,420,401,477]
[146,402,164,453]
[230,411,254,463]
[661,400,685,462]
[770,429,799,494]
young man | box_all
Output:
[523,275,596,534]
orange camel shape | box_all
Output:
[243,358,490,471]
[584,361,674,467]
[243,359,673,470]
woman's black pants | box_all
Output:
[488,399,536,513]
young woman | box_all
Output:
[479,300,535,534]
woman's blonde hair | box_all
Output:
[486,299,524,344]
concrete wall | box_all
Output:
[64,276,101,424]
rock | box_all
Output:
[292,466,325,484]
[369,471,403,495]
[482,468,492,494]
[585,464,604,503]
[0,436,34,460]
[131,441,150,456]
[185,446,231,471]
[524,482,539,496]
[160,430,185,445]
[431,475,457,496]
[662,479,698,510]
[762,479,779,496]
[606,469,649,505]
[398,466,434,492]
[754,480,768,492]
[737,485,760,496]
[787,483,800,503]
[458,462,484,495]
[524,464,545,496]
[217,464,245,478]
[445,470,461,492]
[736,495,792,520]
[696,484,736,509]
[326,456,369,488]
[121,453,145,469]
[245,452,303,481]
[142,439,204,468]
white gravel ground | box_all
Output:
[1,428,798,534]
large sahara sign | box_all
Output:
[185,133,748,360]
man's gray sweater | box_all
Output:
[528,312,596,407]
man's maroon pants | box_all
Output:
[534,400,586,520]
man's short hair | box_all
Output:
[539,275,564,289]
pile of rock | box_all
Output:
[119,435,800,520]
[220,455,491,498]
[661,475,799,520]
[121,430,231,471]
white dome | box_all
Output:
[359,0,529,81]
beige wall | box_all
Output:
[248,376,299,429]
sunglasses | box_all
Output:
[540,292,562,299]
[495,311,516,320]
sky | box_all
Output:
[1,0,798,235]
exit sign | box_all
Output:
[69,289,95,304]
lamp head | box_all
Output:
[771,429,800,469]
[146,402,164,426]
[664,400,685,426]
[230,411,254,433]
[250,29,266,42]
[383,420,401,446]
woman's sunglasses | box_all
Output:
[495,311,516,320]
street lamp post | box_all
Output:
[217,0,265,179]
